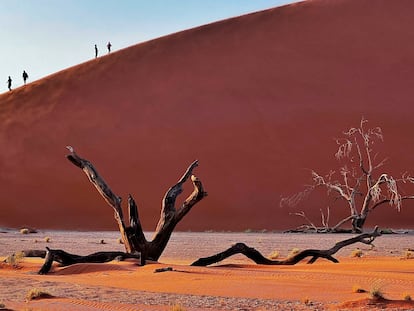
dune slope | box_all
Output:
[1,0,414,230]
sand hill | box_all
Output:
[1,0,414,231]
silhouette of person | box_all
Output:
[7,76,12,91]
[95,44,98,58]
[107,41,112,53]
[22,70,29,85]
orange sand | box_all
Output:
[1,256,414,310]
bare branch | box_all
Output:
[280,185,315,208]
[331,215,356,231]
[34,248,141,274]
[150,161,207,260]
[192,227,381,266]
[320,206,331,229]
[291,211,318,231]
[402,172,414,184]
[127,195,147,245]
[324,182,350,201]
[176,175,208,221]
[152,161,203,242]
[373,157,388,171]
[370,196,414,211]
[66,146,133,250]
[335,139,352,160]
[66,146,123,216]
[355,137,369,175]
[161,160,199,215]
[368,174,401,211]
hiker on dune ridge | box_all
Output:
[23,70,29,85]
[7,76,12,91]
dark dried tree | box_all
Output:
[23,248,141,274]
[191,226,381,266]
[281,118,414,233]
[66,146,207,263]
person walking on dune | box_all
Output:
[95,44,98,58]
[107,41,112,53]
[22,70,29,85]
[7,76,12,91]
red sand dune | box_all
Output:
[1,0,414,231]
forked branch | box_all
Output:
[66,146,132,250]
[66,146,207,262]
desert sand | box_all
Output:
[1,0,414,231]
[1,231,414,310]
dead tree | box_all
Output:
[192,226,381,266]
[281,118,414,233]
[66,146,207,263]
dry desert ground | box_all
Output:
[1,230,414,310]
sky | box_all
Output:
[0,0,301,93]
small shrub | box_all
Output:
[402,250,414,259]
[171,304,186,311]
[19,227,37,234]
[44,237,51,243]
[302,297,311,305]
[380,228,394,234]
[20,228,30,234]
[288,248,300,258]
[100,239,106,244]
[351,248,363,258]
[268,250,279,260]
[4,251,25,268]
[369,284,385,300]
[352,284,366,293]
[403,293,412,301]
[26,288,53,301]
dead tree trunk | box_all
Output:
[191,226,381,266]
[66,146,207,263]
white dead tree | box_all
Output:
[281,118,414,233]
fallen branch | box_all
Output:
[154,267,173,273]
[16,247,140,274]
[191,226,381,266]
